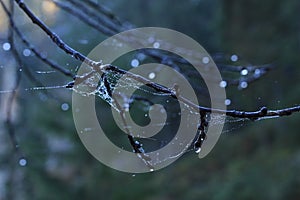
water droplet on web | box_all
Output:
[202,56,210,64]
[23,49,31,57]
[2,42,11,51]
[219,81,227,88]
[132,174,136,177]
[195,148,201,154]
[225,99,231,106]
[148,72,156,79]
[149,168,154,172]
[131,59,139,67]
[254,69,261,77]
[61,103,69,111]
[230,54,238,62]
[240,69,248,76]
[153,42,160,49]
[240,81,248,89]
[19,158,27,167]
[19,69,23,72]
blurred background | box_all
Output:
[0,0,300,199]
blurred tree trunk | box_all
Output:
[0,54,18,200]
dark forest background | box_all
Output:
[0,0,300,199]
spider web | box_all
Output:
[0,50,282,171]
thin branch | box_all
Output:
[194,111,208,153]
[4,0,22,155]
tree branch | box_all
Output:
[11,0,299,120]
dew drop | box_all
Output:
[19,158,27,167]
[240,69,248,76]
[225,99,231,106]
[195,148,201,154]
[23,49,31,57]
[219,81,227,88]
[202,56,210,64]
[132,174,136,177]
[153,42,160,49]
[254,69,261,77]
[2,42,11,51]
[230,54,238,62]
[148,72,156,79]
[240,81,248,89]
[61,103,69,111]
[131,59,139,67]
[150,168,154,172]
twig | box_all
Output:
[194,111,208,153]
[2,0,23,157]
[112,89,154,170]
